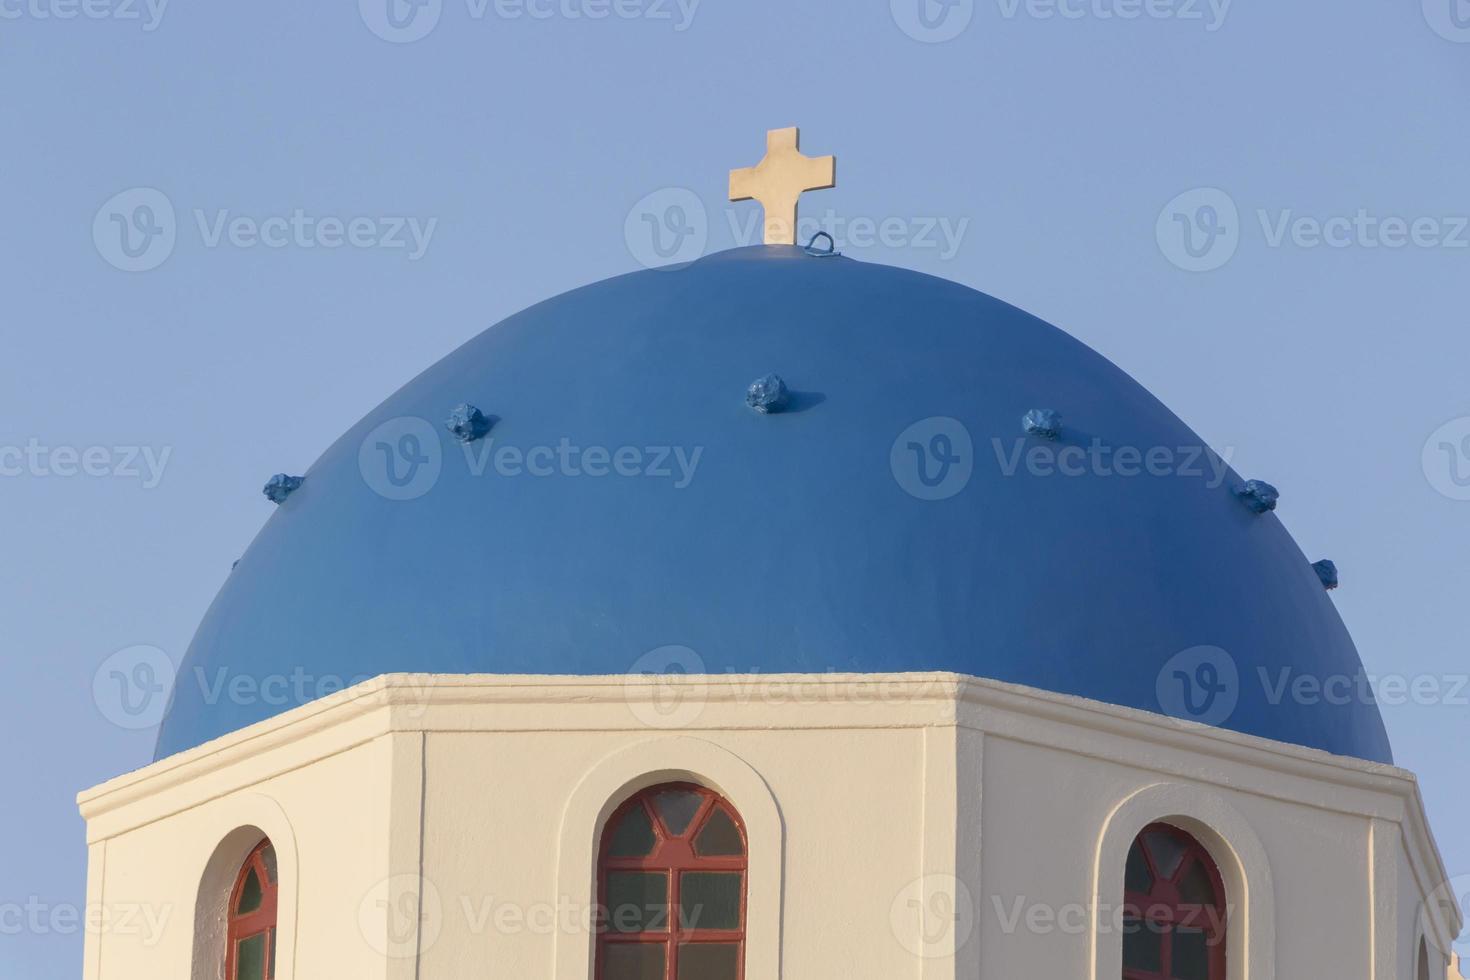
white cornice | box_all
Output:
[74,670,1459,941]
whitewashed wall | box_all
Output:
[77,673,1460,980]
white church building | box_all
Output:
[78,131,1462,980]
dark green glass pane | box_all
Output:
[694,808,744,857]
[653,789,704,837]
[679,872,741,930]
[1122,917,1162,974]
[605,872,668,933]
[1178,860,1216,907]
[1125,840,1153,894]
[608,805,658,858]
[602,942,665,980]
[260,845,278,885]
[1144,830,1187,880]
[235,933,267,980]
[237,868,263,914]
[1172,926,1211,979]
[678,942,740,980]
[267,927,276,979]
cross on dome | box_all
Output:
[728,127,836,246]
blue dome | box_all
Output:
[156,246,1392,763]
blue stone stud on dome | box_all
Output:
[446,403,493,443]
[746,373,789,414]
[1234,480,1279,514]
[262,473,304,505]
[1022,408,1063,440]
[1313,560,1339,591]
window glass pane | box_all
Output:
[260,845,278,885]
[605,872,669,933]
[1144,830,1187,881]
[1171,926,1211,979]
[237,868,263,915]
[235,933,267,980]
[679,872,742,931]
[1177,860,1216,907]
[602,942,665,980]
[694,808,744,857]
[678,942,740,980]
[652,789,704,837]
[267,927,276,980]
[607,805,658,858]
[1125,841,1153,894]
[1122,917,1162,974]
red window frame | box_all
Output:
[1122,823,1227,980]
[596,782,748,980]
[225,839,279,980]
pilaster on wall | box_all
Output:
[82,839,106,980]
[917,724,984,980]
[384,731,427,980]
[1369,818,1400,980]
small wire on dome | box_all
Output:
[803,231,840,257]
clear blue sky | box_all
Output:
[3,0,1468,975]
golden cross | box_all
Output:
[729,127,837,246]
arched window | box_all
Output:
[226,840,278,980]
[596,783,747,980]
[1122,823,1226,980]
